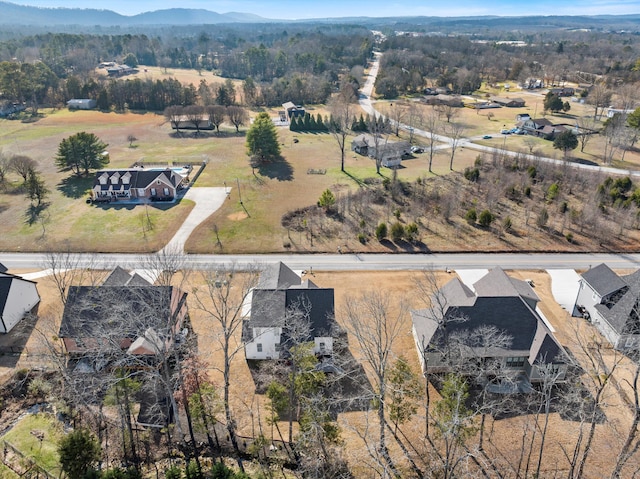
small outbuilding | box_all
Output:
[67,99,97,110]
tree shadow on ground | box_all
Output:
[24,202,50,226]
[567,157,598,166]
[255,156,294,181]
[57,175,93,199]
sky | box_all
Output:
[8,0,640,18]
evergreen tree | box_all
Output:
[58,429,101,479]
[55,132,109,176]
[25,167,48,206]
[316,113,325,131]
[308,114,317,131]
[290,116,299,131]
[303,113,312,131]
[246,112,281,163]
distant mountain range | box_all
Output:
[0,1,270,25]
[1,0,640,30]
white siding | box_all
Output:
[314,336,333,355]
[245,327,282,360]
[1,279,40,333]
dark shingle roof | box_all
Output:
[250,288,335,337]
[529,323,564,365]
[59,286,177,341]
[412,269,565,365]
[594,269,640,335]
[0,277,11,316]
[0,263,7,274]
[102,267,152,287]
[582,263,627,298]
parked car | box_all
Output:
[411,146,424,153]
[482,135,492,139]
[500,129,511,134]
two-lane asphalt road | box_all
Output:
[3,251,640,272]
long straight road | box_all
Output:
[3,251,640,272]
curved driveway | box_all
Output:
[163,187,229,253]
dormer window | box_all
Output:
[110,172,120,184]
[121,172,131,184]
[99,173,108,185]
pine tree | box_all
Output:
[303,113,312,131]
[290,116,298,132]
[246,112,281,163]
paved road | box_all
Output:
[3,251,640,272]
[360,53,640,178]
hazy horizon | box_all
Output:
[8,0,640,19]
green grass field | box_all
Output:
[1,413,63,477]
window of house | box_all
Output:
[150,188,157,196]
[275,343,281,352]
[319,342,326,350]
[506,357,525,368]
[257,343,262,352]
[164,187,170,196]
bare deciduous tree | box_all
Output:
[226,105,248,133]
[328,88,356,172]
[343,290,407,477]
[190,264,260,466]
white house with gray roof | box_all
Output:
[243,262,336,360]
[575,263,640,351]
[412,267,567,386]
[0,272,40,333]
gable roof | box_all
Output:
[249,262,336,341]
[581,263,627,297]
[258,262,301,290]
[593,269,640,335]
[102,266,152,287]
[0,263,7,274]
[473,267,539,304]
[59,285,182,348]
[413,269,564,365]
[93,169,184,192]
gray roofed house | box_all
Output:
[575,264,640,350]
[351,133,411,168]
[412,268,567,386]
[58,267,188,364]
[244,262,337,360]
[91,168,185,203]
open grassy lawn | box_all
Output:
[1,413,63,477]
[2,90,639,253]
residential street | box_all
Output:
[359,52,640,178]
[2,251,640,272]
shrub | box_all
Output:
[165,466,182,479]
[393,208,401,219]
[405,222,418,242]
[537,208,549,228]
[390,222,405,242]
[382,177,391,190]
[317,189,336,209]
[478,209,494,227]
[565,232,574,243]
[465,208,477,224]
[546,182,559,201]
[357,233,367,244]
[375,222,388,240]
[463,167,480,182]
[527,166,537,179]
[524,186,531,197]
[502,216,513,232]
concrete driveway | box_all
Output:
[546,269,581,314]
[162,187,229,253]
